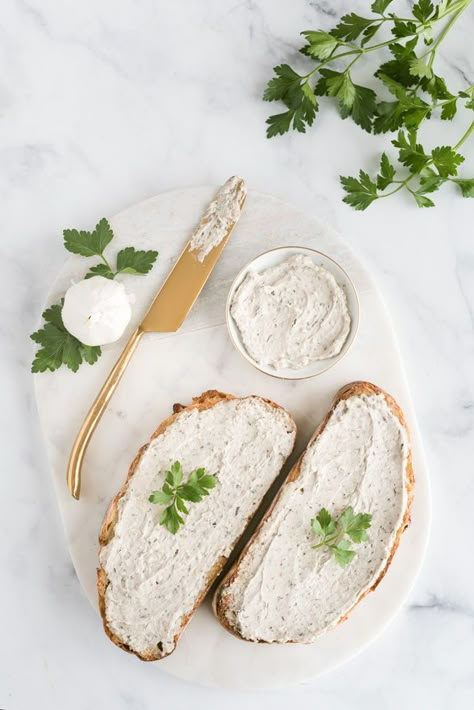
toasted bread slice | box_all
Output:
[97,390,296,660]
[214,382,414,644]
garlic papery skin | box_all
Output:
[62,276,132,346]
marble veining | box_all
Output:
[1,0,473,708]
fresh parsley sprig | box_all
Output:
[341,120,474,209]
[30,302,101,373]
[64,218,158,280]
[310,507,372,567]
[264,0,474,208]
[149,461,218,534]
[30,218,159,373]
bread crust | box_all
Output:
[213,381,415,642]
[97,389,296,661]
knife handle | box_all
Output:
[66,326,144,499]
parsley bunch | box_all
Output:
[149,461,218,534]
[310,507,372,567]
[30,218,158,373]
[264,0,474,209]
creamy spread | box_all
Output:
[220,393,409,643]
[189,176,247,262]
[99,396,295,656]
[230,254,351,369]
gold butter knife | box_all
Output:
[67,176,247,499]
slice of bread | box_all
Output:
[214,382,414,644]
[97,390,296,660]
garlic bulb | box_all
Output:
[62,276,132,346]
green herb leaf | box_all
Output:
[317,69,377,131]
[149,490,173,505]
[430,145,464,177]
[392,130,430,173]
[344,85,377,132]
[160,507,182,535]
[340,171,378,210]
[452,178,474,197]
[376,54,418,87]
[331,13,374,41]
[42,303,65,329]
[324,71,356,108]
[373,101,405,133]
[412,191,435,207]
[310,517,325,537]
[64,218,114,258]
[371,0,393,14]
[339,506,372,543]
[412,0,435,23]
[169,461,183,487]
[30,302,101,373]
[361,24,381,46]
[85,263,115,280]
[418,175,446,193]
[301,31,339,60]
[175,497,189,515]
[409,57,432,79]
[265,67,319,138]
[313,508,337,537]
[377,152,396,189]
[116,247,159,275]
[149,462,218,534]
[391,20,418,39]
[178,484,204,503]
[440,98,458,120]
[263,64,302,102]
[333,540,357,567]
[425,75,454,101]
[310,506,371,567]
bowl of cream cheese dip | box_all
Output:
[226,246,359,380]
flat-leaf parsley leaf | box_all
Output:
[310,506,372,567]
[30,303,101,373]
[149,461,218,534]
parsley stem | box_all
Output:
[423,2,470,67]
[378,182,408,198]
[100,253,114,273]
[454,119,474,150]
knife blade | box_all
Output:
[141,176,246,332]
[67,176,247,499]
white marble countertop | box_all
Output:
[1,1,473,708]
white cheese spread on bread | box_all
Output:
[99,394,295,658]
[230,254,351,370]
[217,391,410,643]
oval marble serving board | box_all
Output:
[34,188,431,689]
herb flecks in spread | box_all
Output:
[149,461,218,534]
[264,0,474,209]
[311,507,372,567]
[189,176,246,262]
[231,254,351,370]
[30,218,158,373]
